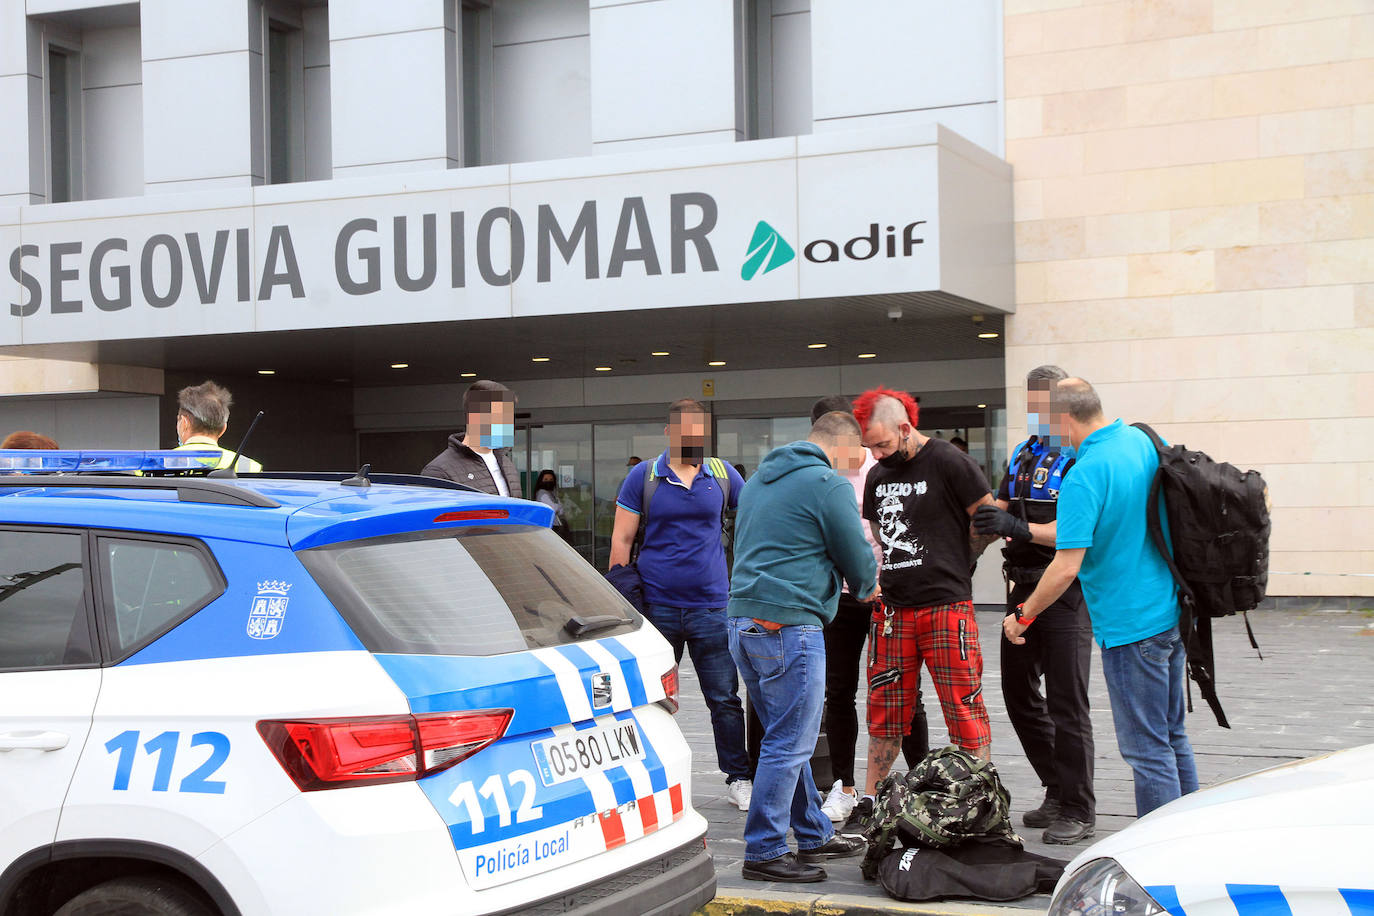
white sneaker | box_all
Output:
[821,780,857,824]
[727,778,753,811]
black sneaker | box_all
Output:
[798,833,866,862]
[1022,793,1061,828]
[742,852,826,883]
[839,796,874,838]
[1043,816,1096,845]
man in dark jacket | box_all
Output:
[421,380,521,496]
[727,411,878,883]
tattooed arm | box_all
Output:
[967,493,999,557]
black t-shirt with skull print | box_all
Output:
[862,437,992,609]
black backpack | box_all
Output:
[1133,423,1271,728]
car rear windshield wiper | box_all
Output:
[564,615,626,639]
[0,564,80,604]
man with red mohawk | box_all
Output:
[841,387,997,837]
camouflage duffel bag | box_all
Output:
[861,746,1021,880]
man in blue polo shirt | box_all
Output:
[610,398,753,809]
[1003,377,1197,818]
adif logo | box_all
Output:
[741,221,795,280]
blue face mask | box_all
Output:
[481,424,514,449]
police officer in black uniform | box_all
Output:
[974,365,1096,845]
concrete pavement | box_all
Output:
[680,605,1374,915]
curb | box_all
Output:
[697,891,1046,916]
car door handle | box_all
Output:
[0,731,70,751]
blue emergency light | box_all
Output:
[0,449,224,474]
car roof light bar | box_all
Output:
[0,449,224,474]
[0,475,280,508]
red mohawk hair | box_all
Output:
[852,387,919,434]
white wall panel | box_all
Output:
[302,6,331,68]
[79,25,140,88]
[0,0,30,75]
[769,9,811,138]
[590,0,736,148]
[303,66,332,181]
[492,0,590,46]
[329,28,453,171]
[143,52,256,187]
[82,25,142,200]
[0,74,40,199]
[83,84,143,199]
[811,0,999,142]
[328,0,447,42]
[141,0,253,59]
[815,102,1002,155]
[591,130,736,155]
[492,36,591,164]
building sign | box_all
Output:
[0,130,1011,345]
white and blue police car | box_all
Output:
[1049,743,1374,916]
[0,451,714,916]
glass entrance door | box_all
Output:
[527,424,594,564]
[591,422,665,570]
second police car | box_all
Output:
[1049,743,1374,916]
[0,451,715,915]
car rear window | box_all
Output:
[299,525,640,656]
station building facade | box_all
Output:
[0,0,1367,600]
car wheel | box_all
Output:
[53,876,215,916]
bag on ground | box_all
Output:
[876,837,1067,902]
[860,746,1019,880]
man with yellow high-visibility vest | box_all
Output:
[172,380,263,473]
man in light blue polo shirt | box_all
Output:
[610,398,753,809]
[1003,378,1197,817]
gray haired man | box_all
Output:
[173,380,262,472]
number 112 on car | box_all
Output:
[104,730,231,795]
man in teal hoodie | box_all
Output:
[727,410,879,883]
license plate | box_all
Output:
[531,720,645,787]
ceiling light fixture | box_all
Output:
[651,350,670,356]
[460,372,477,378]
[978,332,1000,339]
[594,366,612,372]
[531,356,550,363]
[857,353,877,359]
[807,343,827,349]
[977,403,987,409]
[257,369,275,375]
[708,360,726,367]
[390,363,409,369]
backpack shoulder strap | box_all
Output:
[633,462,660,562]
[708,457,731,547]
[1131,423,1190,597]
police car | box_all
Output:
[0,451,714,916]
[1049,743,1374,916]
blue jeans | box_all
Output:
[728,618,834,862]
[644,604,752,783]
[1101,626,1199,817]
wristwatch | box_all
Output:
[1014,603,1035,627]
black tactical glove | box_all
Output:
[973,504,1031,542]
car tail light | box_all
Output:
[658,666,679,714]
[258,709,513,791]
